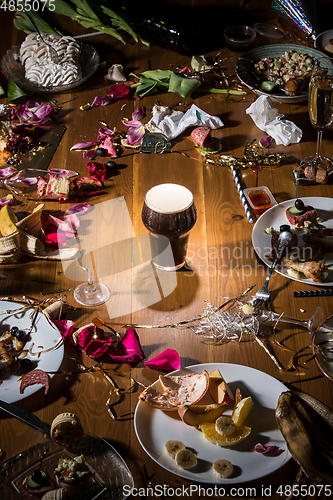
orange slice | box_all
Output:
[231,396,253,426]
[199,422,251,447]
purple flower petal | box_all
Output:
[0,166,17,178]
[71,141,98,151]
[254,443,282,456]
[259,135,273,148]
[0,194,14,207]
[132,105,145,121]
[48,168,78,178]
[91,95,113,107]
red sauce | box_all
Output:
[248,189,272,215]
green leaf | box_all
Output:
[13,11,57,34]
[134,78,159,98]
[70,0,101,22]
[198,85,246,95]
[168,73,201,98]
[140,70,173,81]
[7,74,27,102]
[100,6,138,41]
[42,0,79,17]
[0,85,5,97]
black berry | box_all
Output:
[30,470,47,484]
[13,329,27,341]
[19,358,34,370]
[105,160,117,169]
[95,147,107,157]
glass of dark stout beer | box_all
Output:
[142,183,197,271]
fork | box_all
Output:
[24,11,59,64]
[252,225,293,313]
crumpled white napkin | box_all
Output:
[246,95,302,146]
[145,104,224,140]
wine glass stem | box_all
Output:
[261,311,308,329]
[85,268,97,294]
[315,130,323,159]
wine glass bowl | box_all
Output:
[301,57,333,173]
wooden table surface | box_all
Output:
[0,3,332,499]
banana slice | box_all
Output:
[215,416,235,436]
[165,440,186,459]
[175,448,197,469]
[213,459,234,478]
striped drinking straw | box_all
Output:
[230,166,254,224]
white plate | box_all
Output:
[0,300,64,403]
[134,363,291,484]
[315,29,333,56]
[0,431,134,500]
[252,197,333,286]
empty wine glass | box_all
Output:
[300,57,333,172]
[258,306,323,337]
[73,260,110,307]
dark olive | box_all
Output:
[30,470,48,485]
[95,147,107,157]
[279,224,291,233]
[295,198,305,210]
[105,160,117,169]
[14,329,27,342]
[19,358,34,370]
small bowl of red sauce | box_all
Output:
[243,186,277,216]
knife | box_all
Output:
[0,399,50,434]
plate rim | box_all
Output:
[0,299,64,403]
[134,362,291,484]
[252,196,333,286]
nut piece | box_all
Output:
[316,168,328,184]
[50,413,83,447]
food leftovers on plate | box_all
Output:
[264,199,333,282]
[140,369,256,478]
[254,49,315,95]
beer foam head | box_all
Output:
[145,183,194,214]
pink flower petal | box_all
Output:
[65,203,92,216]
[98,135,117,157]
[144,349,180,371]
[76,325,144,365]
[85,161,107,181]
[54,319,75,339]
[259,135,273,148]
[109,84,130,100]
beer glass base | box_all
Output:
[152,259,186,272]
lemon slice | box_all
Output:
[231,396,253,426]
[199,422,251,447]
